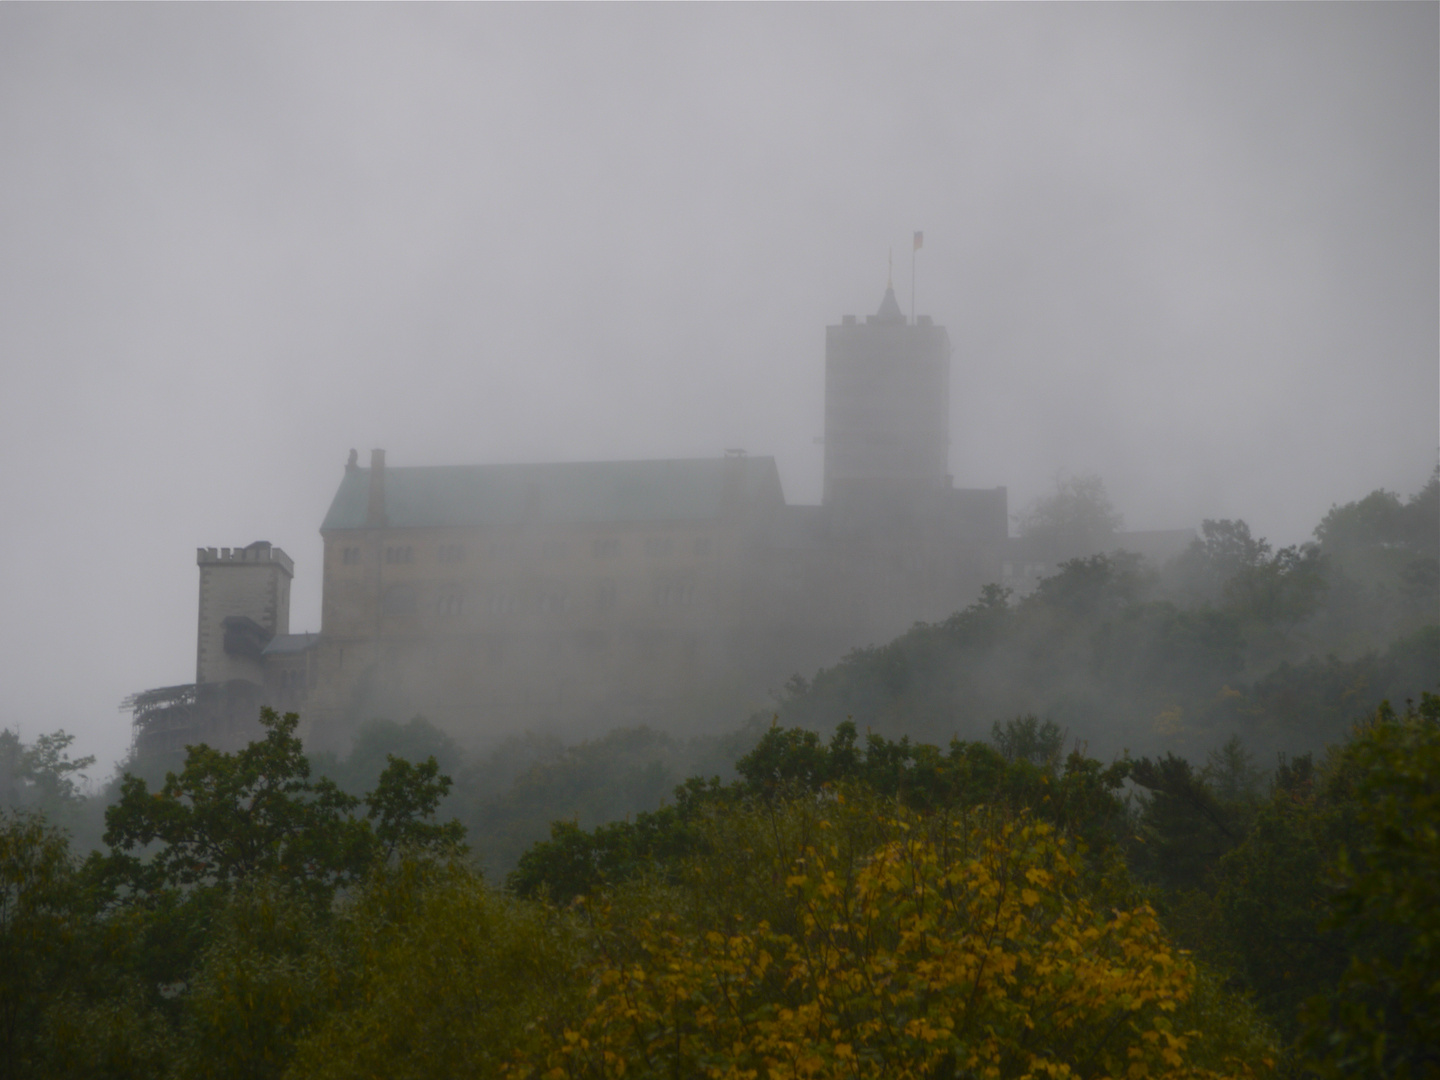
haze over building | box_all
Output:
[129,284,1023,753]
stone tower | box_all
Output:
[195,541,294,685]
[822,284,952,503]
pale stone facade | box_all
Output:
[195,542,293,685]
[132,286,1012,752]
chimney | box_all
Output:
[366,449,387,527]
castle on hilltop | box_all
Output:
[130,283,1014,754]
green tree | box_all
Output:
[0,729,95,826]
[284,860,579,1080]
[1301,694,1440,1078]
[1223,542,1327,626]
[102,708,467,903]
[1130,752,1247,895]
[509,721,1134,905]
[1200,756,1349,1039]
[1014,471,1124,561]
[101,710,374,901]
[169,881,337,1080]
[1167,519,1272,608]
[364,754,467,862]
[309,714,464,800]
[1,812,175,1080]
[0,811,78,1080]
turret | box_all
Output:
[822,284,952,502]
[195,541,294,685]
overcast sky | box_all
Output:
[2,4,1436,775]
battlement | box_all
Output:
[197,541,294,576]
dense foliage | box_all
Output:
[1,469,1433,1077]
[524,804,1269,1080]
[4,692,1439,1077]
[770,470,1437,764]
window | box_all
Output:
[384,546,415,565]
[341,546,362,565]
[645,536,674,557]
[438,543,465,564]
[592,537,620,558]
[436,590,464,616]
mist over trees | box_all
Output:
[1013,472,1125,562]
[768,468,1436,763]
[2,467,1435,1078]
[5,696,1437,1077]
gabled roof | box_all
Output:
[320,457,786,531]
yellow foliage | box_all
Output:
[515,806,1267,1080]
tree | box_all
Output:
[0,812,78,1080]
[1223,542,1327,626]
[1167,519,1271,608]
[101,708,465,902]
[1312,468,1439,642]
[310,715,464,799]
[523,796,1276,1080]
[509,721,1135,906]
[168,880,337,1080]
[1130,752,1246,895]
[991,714,1067,770]
[101,710,373,901]
[1014,472,1125,561]
[1314,467,1438,561]
[1301,694,1440,1078]
[0,729,94,820]
[1165,520,1327,627]
[283,860,580,1080]
[364,754,466,862]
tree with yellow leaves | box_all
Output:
[516,792,1276,1080]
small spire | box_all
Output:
[875,283,905,324]
[888,248,893,290]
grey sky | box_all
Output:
[2,4,1435,774]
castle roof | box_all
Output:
[320,456,786,531]
[874,285,905,325]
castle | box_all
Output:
[130,284,1013,754]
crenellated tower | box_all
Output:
[195,541,293,685]
[822,283,952,503]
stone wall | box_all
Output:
[195,542,292,685]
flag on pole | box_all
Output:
[913,231,924,251]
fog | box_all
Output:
[1,4,1435,774]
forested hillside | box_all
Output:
[770,469,1437,764]
[1,470,1436,1077]
[4,699,1437,1078]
